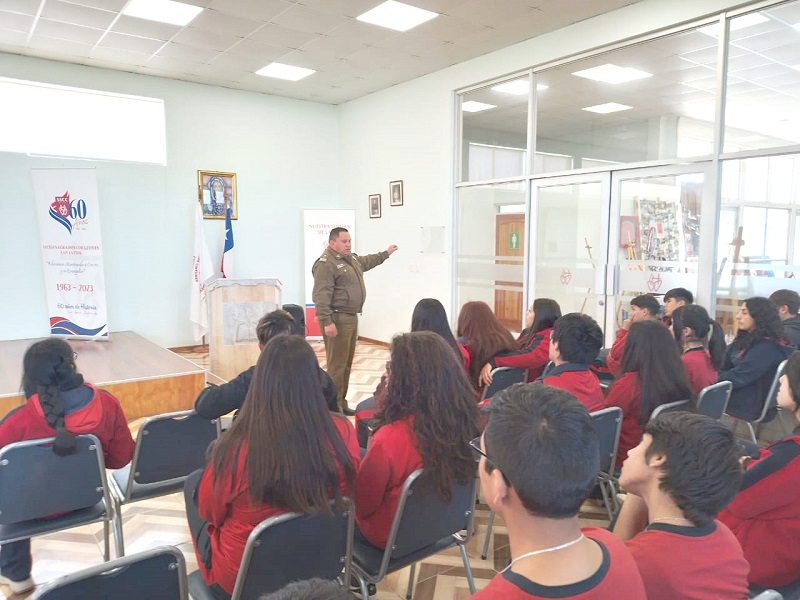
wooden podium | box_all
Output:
[207,278,282,382]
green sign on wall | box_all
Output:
[509,231,520,250]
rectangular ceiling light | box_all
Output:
[122,0,203,26]
[256,63,316,81]
[357,1,438,32]
[583,102,633,114]
[490,80,549,95]
[572,63,652,84]
[698,13,769,36]
[462,101,496,113]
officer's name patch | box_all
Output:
[336,263,345,269]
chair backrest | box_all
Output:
[591,407,622,475]
[384,469,476,563]
[749,591,783,600]
[32,545,187,600]
[0,434,109,525]
[481,367,527,400]
[125,410,217,495]
[231,498,354,600]
[697,381,733,420]
[753,360,788,424]
[649,399,691,421]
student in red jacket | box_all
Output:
[535,313,604,412]
[606,294,661,376]
[457,301,516,391]
[0,339,135,594]
[604,320,692,469]
[614,413,749,600]
[719,350,800,590]
[355,331,478,549]
[479,298,561,386]
[670,304,726,395]
[185,336,360,599]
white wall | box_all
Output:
[0,53,340,347]
[339,0,750,342]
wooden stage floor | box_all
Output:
[0,331,205,420]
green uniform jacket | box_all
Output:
[311,247,390,327]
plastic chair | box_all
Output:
[188,498,354,600]
[351,469,477,599]
[32,545,187,599]
[0,434,120,562]
[751,577,800,600]
[480,367,527,401]
[749,591,783,599]
[697,381,733,421]
[108,410,218,556]
[649,399,691,421]
[728,360,787,444]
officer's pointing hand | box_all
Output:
[387,245,398,255]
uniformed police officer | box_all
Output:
[312,227,398,414]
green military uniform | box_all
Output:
[312,247,390,411]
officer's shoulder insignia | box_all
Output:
[317,255,327,262]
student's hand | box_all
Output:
[324,323,338,338]
[622,317,633,330]
[479,363,493,386]
[387,245,398,255]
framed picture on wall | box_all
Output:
[390,180,404,206]
[198,170,237,220]
[369,194,381,219]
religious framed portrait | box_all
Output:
[389,180,404,206]
[198,170,237,220]
[369,194,381,219]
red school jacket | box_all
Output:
[536,363,604,412]
[489,327,553,382]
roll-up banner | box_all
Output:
[32,168,109,339]
[303,209,355,337]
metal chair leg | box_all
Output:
[480,510,495,560]
[406,562,416,600]
[358,574,370,600]
[459,543,476,594]
[598,480,614,522]
[102,519,110,561]
[746,422,758,444]
[112,497,125,558]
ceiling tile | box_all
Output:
[324,18,395,46]
[0,28,28,46]
[111,15,182,41]
[373,32,446,57]
[69,0,129,10]
[295,0,376,18]
[34,19,104,44]
[0,0,40,16]
[172,26,242,51]
[0,10,34,32]
[407,13,485,42]
[206,0,293,22]
[208,50,278,72]
[143,53,204,74]
[157,41,219,62]
[246,23,318,48]
[270,4,351,35]
[28,34,92,56]
[187,9,264,37]
[99,31,165,54]
[89,45,151,65]
[40,1,117,30]
[225,38,287,61]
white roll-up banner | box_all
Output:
[32,168,109,338]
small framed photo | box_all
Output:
[369,194,381,219]
[389,180,404,206]
[198,170,237,220]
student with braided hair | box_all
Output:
[0,338,135,594]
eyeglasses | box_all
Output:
[469,436,487,463]
[73,351,78,360]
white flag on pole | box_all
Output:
[190,203,214,340]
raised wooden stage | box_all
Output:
[0,331,205,420]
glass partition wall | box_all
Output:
[455,0,800,338]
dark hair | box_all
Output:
[551,313,603,364]
[456,301,516,386]
[483,384,599,518]
[734,297,785,349]
[770,289,800,316]
[620,320,693,423]
[329,227,348,241]
[644,412,741,526]
[410,298,460,358]
[519,298,562,347]
[630,294,661,317]
[21,338,85,456]
[374,331,478,501]
[256,309,295,346]
[210,336,355,512]
[784,351,800,413]
[671,305,726,370]
[664,288,694,305]
[260,578,355,600]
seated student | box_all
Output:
[661,287,693,327]
[719,297,794,420]
[613,412,749,600]
[535,313,604,412]
[670,304,726,395]
[479,298,561,386]
[186,336,360,599]
[355,331,478,549]
[770,289,800,348]
[718,350,800,589]
[472,384,646,599]
[603,320,691,470]
[195,309,338,419]
[457,301,517,391]
[0,339,135,594]
[606,294,661,376]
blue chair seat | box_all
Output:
[187,571,216,600]
[0,503,107,544]
[352,536,455,576]
[111,466,187,503]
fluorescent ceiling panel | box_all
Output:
[356,1,438,32]
[572,63,653,84]
[256,62,316,81]
[583,102,633,114]
[697,13,770,36]
[122,0,203,26]
[462,101,496,112]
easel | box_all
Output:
[580,237,594,314]
[720,226,745,333]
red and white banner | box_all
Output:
[32,168,109,338]
[191,203,214,341]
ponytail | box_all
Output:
[706,318,727,371]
